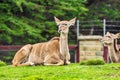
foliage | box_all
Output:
[0,0,87,45]
[0,51,16,64]
[0,60,6,67]
[1,0,120,44]
[85,0,120,20]
[80,59,105,65]
[0,63,120,80]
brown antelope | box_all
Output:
[12,17,76,66]
[101,32,120,63]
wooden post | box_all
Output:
[103,46,108,63]
[76,45,80,62]
[69,45,80,63]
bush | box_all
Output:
[80,59,105,65]
[0,60,7,67]
[24,75,43,80]
[79,61,86,65]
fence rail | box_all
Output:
[0,45,22,51]
[0,45,79,63]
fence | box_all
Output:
[1,20,120,63]
[0,25,78,64]
[77,19,120,36]
[0,45,22,64]
[0,45,79,64]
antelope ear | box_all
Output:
[115,32,120,38]
[54,16,60,25]
[68,17,76,26]
[106,32,110,34]
[108,32,118,39]
[106,32,110,36]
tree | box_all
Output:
[0,0,88,45]
[85,0,120,20]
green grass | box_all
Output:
[0,63,120,80]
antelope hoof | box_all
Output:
[65,60,70,65]
[30,62,35,66]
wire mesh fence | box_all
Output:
[77,19,120,36]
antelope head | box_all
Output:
[101,32,118,46]
[54,17,76,34]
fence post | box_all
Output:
[76,20,80,62]
[103,46,108,63]
[103,19,106,36]
[77,20,80,38]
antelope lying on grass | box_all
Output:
[101,32,120,63]
[12,17,76,66]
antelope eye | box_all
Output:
[105,36,111,38]
[64,24,67,26]
[61,23,67,26]
[107,36,111,38]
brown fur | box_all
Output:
[12,44,32,66]
[12,17,76,66]
[26,38,64,66]
[12,37,64,66]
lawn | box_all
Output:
[0,63,120,80]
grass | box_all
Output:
[0,60,6,67]
[0,63,120,80]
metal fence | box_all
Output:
[77,19,120,36]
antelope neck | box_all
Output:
[108,39,119,62]
[59,33,69,54]
[114,39,119,52]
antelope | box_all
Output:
[101,32,120,63]
[12,17,76,66]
